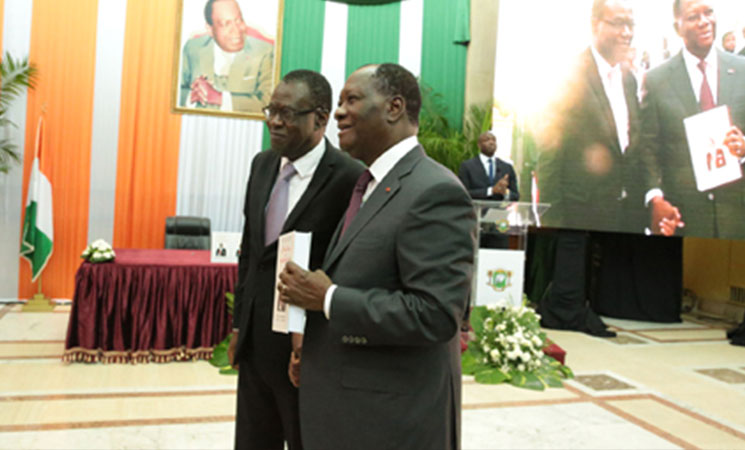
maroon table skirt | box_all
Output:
[64,249,237,364]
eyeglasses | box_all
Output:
[603,19,635,30]
[262,105,317,122]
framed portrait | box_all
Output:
[171,0,284,119]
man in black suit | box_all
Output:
[536,0,648,336]
[458,131,519,202]
[641,0,745,240]
[228,70,363,450]
[639,0,745,345]
[278,64,475,450]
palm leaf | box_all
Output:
[0,52,38,174]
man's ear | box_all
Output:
[207,24,215,38]
[387,95,406,123]
[673,20,680,37]
[314,109,329,130]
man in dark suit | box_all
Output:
[535,0,647,336]
[640,0,745,346]
[458,131,519,202]
[278,63,476,450]
[640,0,745,240]
[228,70,363,450]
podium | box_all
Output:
[470,200,549,307]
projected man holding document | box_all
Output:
[639,0,745,239]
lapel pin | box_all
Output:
[385,187,391,192]
[728,68,735,74]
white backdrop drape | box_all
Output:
[175,115,264,233]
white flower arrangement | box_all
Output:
[462,299,573,390]
[81,239,116,263]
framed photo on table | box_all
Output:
[171,0,284,119]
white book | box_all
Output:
[684,105,742,192]
[271,231,311,334]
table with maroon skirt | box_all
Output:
[64,249,237,363]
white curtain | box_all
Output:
[175,115,264,232]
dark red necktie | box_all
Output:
[341,170,372,237]
[698,60,715,111]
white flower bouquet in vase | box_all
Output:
[81,239,116,263]
[462,299,573,390]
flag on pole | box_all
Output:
[20,117,53,282]
[531,171,541,228]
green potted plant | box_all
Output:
[0,52,37,174]
[417,84,492,174]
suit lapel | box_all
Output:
[473,157,489,184]
[668,52,700,117]
[254,152,281,250]
[718,50,736,105]
[282,143,334,233]
[198,40,215,84]
[323,146,423,270]
[585,49,620,153]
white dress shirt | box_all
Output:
[323,135,420,318]
[213,44,235,111]
[591,46,630,154]
[681,46,718,104]
[479,153,497,196]
[275,138,326,219]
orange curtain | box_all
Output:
[18,0,99,300]
[113,0,182,248]
[0,0,5,51]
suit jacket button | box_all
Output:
[708,193,715,201]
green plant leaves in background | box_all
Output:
[0,52,38,174]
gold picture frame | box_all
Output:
[171,0,284,120]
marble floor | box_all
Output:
[2,303,745,449]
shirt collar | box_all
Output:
[479,152,494,165]
[682,45,717,74]
[368,135,420,183]
[280,138,326,179]
[590,46,621,79]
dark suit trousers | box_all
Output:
[541,230,591,330]
[235,354,302,450]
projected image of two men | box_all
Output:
[496,0,745,239]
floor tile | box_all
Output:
[696,368,745,384]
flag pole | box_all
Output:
[21,113,54,312]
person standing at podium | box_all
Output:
[459,131,519,248]
[458,131,519,202]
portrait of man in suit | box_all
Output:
[533,0,648,337]
[458,131,519,202]
[640,0,745,239]
[278,63,476,450]
[537,0,642,234]
[228,70,363,450]
[177,0,276,115]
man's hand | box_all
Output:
[491,174,509,196]
[278,261,331,311]
[288,349,301,388]
[228,330,239,370]
[288,331,304,388]
[650,196,684,236]
[189,76,223,107]
[724,126,745,158]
